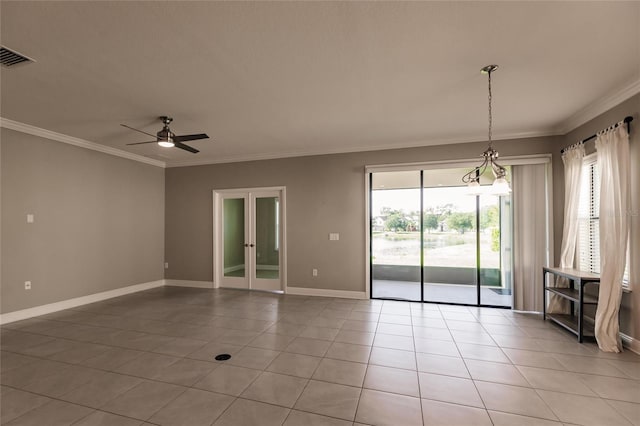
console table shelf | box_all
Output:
[546,287,598,304]
[543,267,600,343]
[546,313,595,337]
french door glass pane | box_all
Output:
[223,198,245,278]
[255,197,280,279]
[371,171,421,301]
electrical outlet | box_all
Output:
[164,262,169,269]
[25,281,31,290]
[312,269,318,277]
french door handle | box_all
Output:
[244,243,249,247]
[249,244,255,247]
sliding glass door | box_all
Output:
[370,171,421,301]
[422,175,478,305]
[370,168,512,307]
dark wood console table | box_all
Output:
[542,267,600,342]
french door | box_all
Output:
[215,188,283,291]
[369,168,512,307]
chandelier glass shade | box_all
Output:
[462,65,511,196]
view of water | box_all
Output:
[372,232,499,268]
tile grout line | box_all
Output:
[3,289,639,425]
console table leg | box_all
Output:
[543,271,547,321]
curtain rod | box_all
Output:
[561,116,633,154]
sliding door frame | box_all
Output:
[365,154,553,307]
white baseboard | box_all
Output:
[257,265,279,271]
[164,279,214,289]
[4,278,637,353]
[620,333,640,355]
[286,286,366,299]
[0,280,165,325]
[223,264,245,274]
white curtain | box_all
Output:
[548,144,585,313]
[512,164,548,312]
[595,124,630,353]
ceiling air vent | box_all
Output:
[0,46,34,67]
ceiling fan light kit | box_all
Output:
[157,116,175,147]
[122,116,209,154]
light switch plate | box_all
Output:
[27,214,34,223]
[329,233,339,241]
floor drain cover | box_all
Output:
[215,354,231,361]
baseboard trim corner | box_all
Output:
[286,286,366,299]
[620,333,640,355]
[164,279,214,289]
[0,280,165,325]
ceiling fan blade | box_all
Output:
[173,133,209,143]
[126,140,157,146]
[120,124,157,138]
[175,142,199,153]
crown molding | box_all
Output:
[0,117,166,168]
[8,74,637,171]
[557,78,640,135]
[166,128,558,168]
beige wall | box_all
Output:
[165,135,562,292]
[1,129,165,314]
[560,93,639,340]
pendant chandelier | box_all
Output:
[462,65,511,196]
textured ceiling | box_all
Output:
[1,1,639,166]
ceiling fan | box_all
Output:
[121,116,208,153]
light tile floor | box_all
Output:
[1,287,639,426]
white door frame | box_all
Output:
[213,186,287,292]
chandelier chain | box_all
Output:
[461,64,511,196]
[488,69,492,149]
